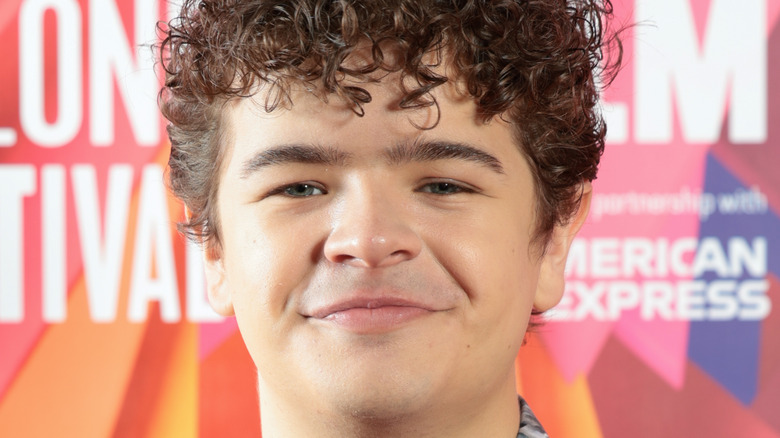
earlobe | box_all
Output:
[203,242,235,317]
[534,182,592,312]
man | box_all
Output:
[159,0,620,436]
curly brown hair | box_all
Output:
[158,0,622,249]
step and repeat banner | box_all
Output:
[0,0,778,436]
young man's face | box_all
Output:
[205,74,583,427]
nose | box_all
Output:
[323,186,422,268]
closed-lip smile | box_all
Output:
[306,296,441,334]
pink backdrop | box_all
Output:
[1,0,778,436]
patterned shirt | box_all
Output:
[517,396,549,438]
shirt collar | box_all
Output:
[517,396,549,438]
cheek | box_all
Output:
[425,202,537,296]
[423,201,539,343]
[226,227,312,306]
[229,206,334,298]
[223,227,315,364]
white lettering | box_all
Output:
[565,239,587,278]
[128,165,180,322]
[676,281,706,320]
[655,238,669,277]
[0,128,17,147]
[622,238,654,277]
[636,0,766,143]
[558,279,769,321]
[0,166,36,322]
[19,0,83,146]
[591,238,620,278]
[706,280,739,320]
[89,0,160,146]
[738,280,771,320]
[641,281,675,320]
[72,164,133,322]
[692,238,730,277]
[729,237,766,277]
[670,238,696,277]
[572,282,607,320]
[42,165,67,322]
[607,281,640,319]
[602,99,628,144]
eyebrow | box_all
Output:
[385,140,505,174]
[240,144,351,178]
[239,139,505,178]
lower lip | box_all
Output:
[318,306,432,334]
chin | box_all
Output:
[315,361,441,422]
[331,385,433,425]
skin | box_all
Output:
[204,74,591,437]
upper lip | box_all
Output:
[307,295,437,319]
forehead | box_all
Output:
[223,74,519,158]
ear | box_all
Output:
[534,181,592,312]
[203,240,235,317]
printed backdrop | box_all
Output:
[1,0,778,436]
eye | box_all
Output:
[282,183,325,197]
[418,181,474,195]
[261,182,327,200]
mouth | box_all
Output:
[306,297,438,334]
